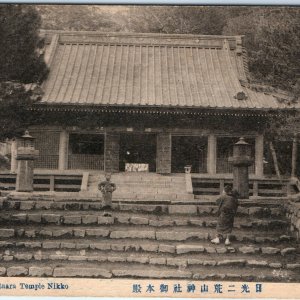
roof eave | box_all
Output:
[31,102,299,116]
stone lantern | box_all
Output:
[15,130,39,192]
[229,137,253,199]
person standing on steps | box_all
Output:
[211,185,239,246]
[98,173,116,210]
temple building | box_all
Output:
[16,30,299,182]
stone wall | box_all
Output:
[285,198,300,241]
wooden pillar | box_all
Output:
[156,133,171,174]
[269,141,281,180]
[58,130,69,171]
[255,135,264,177]
[104,132,120,173]
[10,139,18,173]
[207,134,216,174]
[292,135,298,177]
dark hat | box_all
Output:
[224,185,233,194]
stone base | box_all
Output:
[16,160,34,192]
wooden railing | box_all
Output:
[0,174,16,191]
[0,173,82,192]
[192,175,296,197]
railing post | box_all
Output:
[49,175,55,192]
[287,182,292,196]
[219,179,225,194]
[81,172,89,192]
[291,135,298,178]
[253,181,258,197]
[185,166,193,194]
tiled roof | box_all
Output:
[40,30,298,110]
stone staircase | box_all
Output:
[0,194,299,281]
[86,172,194,201]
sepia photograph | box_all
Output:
[0,3,300,298]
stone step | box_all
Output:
[87,174,188,199]
[1,211,289,230]
[1,260,300,281]
[88,178,185,185]
[88,187,186,193]
[112,193,194,201]
[88,180,184,186]
[0,225,293,244]
[1,247,299,268]
[87,188,191,195]
[111,176,185,181]
[1,238,298,257]
[1,199,286,218]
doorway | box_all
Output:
[171,136,207,173]
[119,133,157,172]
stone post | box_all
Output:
[229,137,253,199]
[16,131,39,192]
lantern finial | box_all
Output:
[236,137,248,145]
[22,130,33,140]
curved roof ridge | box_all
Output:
[40,29,244,41]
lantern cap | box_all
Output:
[235,137,248,145]
[21,130,34,140]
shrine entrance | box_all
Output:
[171,136,208,173]
[119,133,157,172]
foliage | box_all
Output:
[122,6,300,137]
[223,7,300,95]
[0,82,39,140]
[123,6,238,35]
[0,5,47,140]
[223,8,300,138]
[36,5,122,31]
[0,5,48,83]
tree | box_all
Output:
[0,82,38,140]
[123,6,236,35]
[222,7,300,177]
[36,5,122,31]
[223,7,300,95]
[0,5,48,83]
[0,5,47,141]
